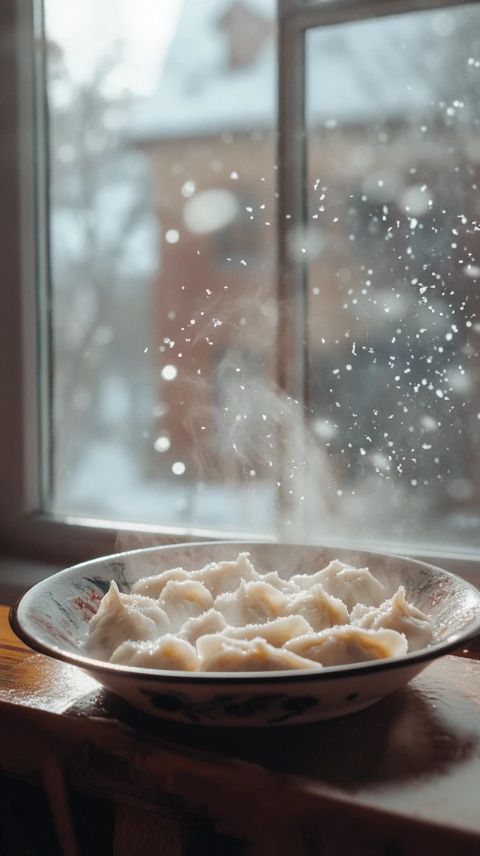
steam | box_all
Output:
[116,266,393,553]
[213,359,334,539]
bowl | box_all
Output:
[10,542,480,727]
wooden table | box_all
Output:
[2,604,480,855]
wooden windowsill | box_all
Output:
[2,605,480,854]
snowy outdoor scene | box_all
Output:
[45,0,480,552]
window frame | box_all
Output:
[276,0,480,578]
[1,0,480,575]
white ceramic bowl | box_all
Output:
[10,542,480,727]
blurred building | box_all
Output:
[131,0,480,514]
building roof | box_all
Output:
[130,0,434,141]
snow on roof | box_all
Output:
[129,0,434,141]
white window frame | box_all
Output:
[1,0,479,579]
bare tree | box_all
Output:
[46,41,157,509]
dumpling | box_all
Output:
[131,567,189,598]
[179,609,227,644]
[110,635,200,670]
[283,584,349,631]
[350,586,433,651]
[190,552,259,596]
[197,635,319,672]
[261,571,299,594]
[290,564,346,590]
[86,581,169,659]
[290,559,360,590]
[159,580,214,630]
[222,615,312,647]
[316,560,386,610]
[285,626,407,666]
[121,592,171,624]
[215,581,288,626]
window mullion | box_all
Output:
[276,13,307,402]
[276,8,309,535]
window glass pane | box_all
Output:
[306,4,480,551]
[44,0,277,533]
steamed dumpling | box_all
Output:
[290,565,341,590]
[316,560,386,610]
[197,634,319,672]
[284,584,349,631]
[290,560,358,590]
[215,580,288,626]
[350,586,433,651]
[121,592,171,623]
[131,567,189,598]
[159,580,213,630]
[111,634,200,670]
[179,609,227,644]
[222,615,312,647]
[261,571,299,594]
[285,626,407,666]
[87,581,169,658]
[190,552,259,596]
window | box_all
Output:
[45,0,278,538]
[1,0,480,571]
[214,189,268,266]
[303,3,480,552]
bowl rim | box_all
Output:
[9,541,480,685]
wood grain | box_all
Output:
[2,604,480,854]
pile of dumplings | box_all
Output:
[86,553,434,672]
